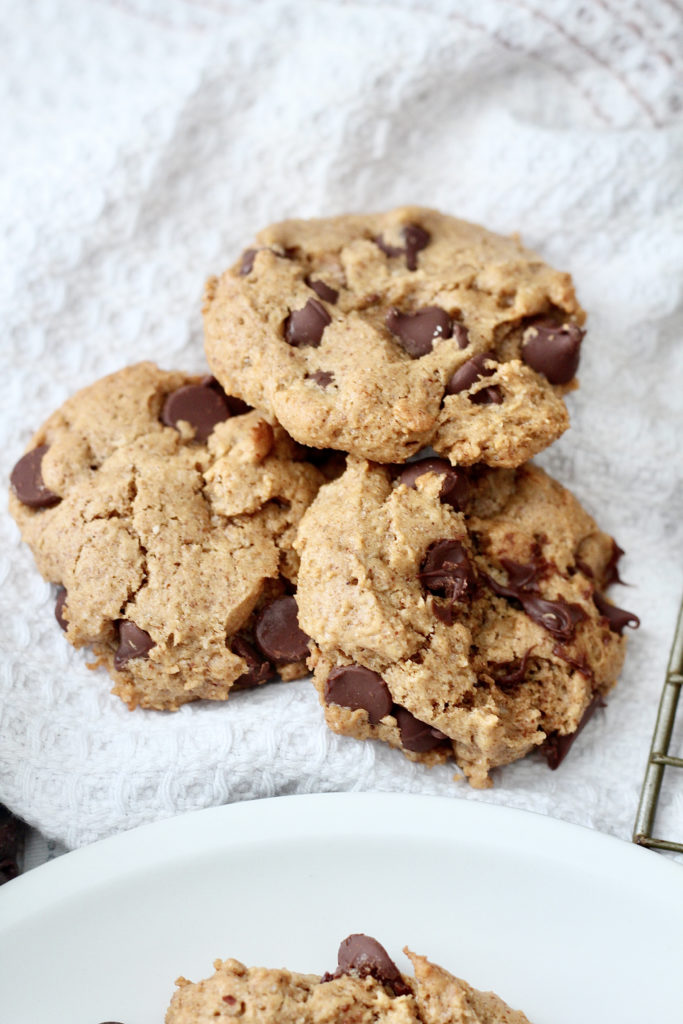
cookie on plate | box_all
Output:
[203,206,584,466]
[9,363,323,710]
[165,933,531,1024]
[295,457,638,787]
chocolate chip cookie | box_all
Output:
[165,933,531,1024]
[9,363,323,710]
[203,206,583,466]
[295,457,638,787]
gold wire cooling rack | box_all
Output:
[634,596,683,854]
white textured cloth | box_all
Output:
[1,0,682,852]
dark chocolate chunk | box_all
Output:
[541,694,605,769]
[453,322,470,349]
[307,369,335,388]
[521,595,587,642]
[324,665,392,725]
[55,587,68,631]
[398,457,469,511]
[482,559,586,642]
[470,384,503,405]
[402,223,431,271]
[522,320,583,385]
[0,804,25,886]
[162,383,230,442]
[445,353,497,395]
[604,540,625,587]
[231,636,276,689]
[593,592,640,635]
[394,705,449,752]
[113,621,155,670]
[10,445,61,509]
[386,306,452,358]
[239,248,258,275]
[419,539,475,603]
[492,647,534,686]
[200,376,251,417]
[306,277,339,304]
[284,298,332,348]
[374,222,430,271]
[335,934,410,996]
[254,596,310,663]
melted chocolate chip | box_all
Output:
[445,353,497,396]
[374,223,430,271]
[470,384,503,405]
[10,445,61,509]
[162,383,230,442]
[113,621,155,670]
[324,665,392,725]
[306,277,339,304]
[604,540,625,586]
[398,457,470,510]
[521,595,587,642]
[493,647,534,687]
[522,320,584,385]
[284,298,332,348]
[239,248,258,275]
[231,636,276,689]
[386,306,452,358]
[334,934,410,996]
[307,369,335,388]
[394,705,449,752]
[55,587,68,631]
[419,540,475,603]
[254,596,310,663]
[482,559,586,642]
[541,694,605,769]
[593,592,640,635]
[552,643,594,681]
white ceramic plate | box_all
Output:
[0,793,681,1024]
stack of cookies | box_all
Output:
[9,206,638,787]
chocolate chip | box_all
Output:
[386,306,452,358]
[374,222,430,271]
[254,596,310,663]
[231,635,275,689]
[552,643,594,681]
[162,383,230,442]
[306,277,339,304]
[541,694,605,769]
[445,353,497,396]
[482,559,586,642]
[398,457,470,510]
[335,934,410,996]
[55,587,68,631]
[492,647,534,686]
[419,539,475,603]
[324,665,392,725]
[113,621,155,670]
[201,376,252,417]
[604,540,625,587]
[593,592,640,635]
[470,384,503,405]
[284,298,331,348]
[10,445,61,509]
[521,595,587,642]
[239,248,258,275]
[394,705,449,752]
[522,320,583,385]
[307,369,335,388]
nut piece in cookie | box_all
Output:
[9,363,323,710]
[203,206,584,466]
[294,457,638,787]
[164,933,531,1024]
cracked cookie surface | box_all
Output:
[295,458,638,786]
[9,362,323,710]
[165,934,531,1024]
[203,206,583,466]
